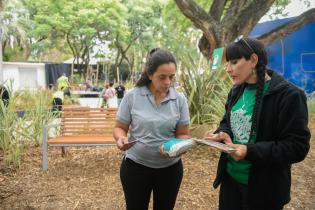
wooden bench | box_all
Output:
[42,107,117,171]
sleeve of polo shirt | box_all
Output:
[177,93,190,126]
[116,92,132,125]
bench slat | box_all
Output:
[48,136,116,144]
[63,107,117,111]
[62,132,113,136]
[61,127,114,131]
[63,123,113,130]
[62,123,115,125]
[62,117,116,120]
[62,119,116,122]
[62,112,116,116]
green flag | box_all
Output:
[211,47,224,70]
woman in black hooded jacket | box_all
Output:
[206,37,310,210]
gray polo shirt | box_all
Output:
[116,86,190,168]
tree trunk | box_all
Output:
[113,50,121,83]
[174,0,315,58]
[129,53,135,83]
[0,0,4,11]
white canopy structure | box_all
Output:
[63,57,100,65]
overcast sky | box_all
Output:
[260,0,315,22]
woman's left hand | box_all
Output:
[226,143,247,161]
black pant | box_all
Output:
[52,98,62,112]
[219,172,283,210]
[120,158,183,210]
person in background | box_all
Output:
[0,85,9,106]
[205,37,310,210]
[57,73,69,91]
[101,84,109,107]
[104,82,116,108]
[52,87,64,113]
[57,73,70,97]
[113,48,190,210]
[115,81,126,107]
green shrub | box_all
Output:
[179,53,231,125]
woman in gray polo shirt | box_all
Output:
[113,48,190,210]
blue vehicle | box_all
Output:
[250,18,315,94]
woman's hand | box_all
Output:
[205,132,247,160]
[205,131,232,144]
[159,147,171,159]
[116,136,136,151]
[159,145,188,159]
[225,143,247,161]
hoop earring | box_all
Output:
[252,69,257,78]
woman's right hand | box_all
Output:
[159,147,171,159]
[204,131,232,144]
[116,136,136,151]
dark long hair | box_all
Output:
[225,37,268,138]
[135,48,177,87]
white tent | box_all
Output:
[2,62,46,91]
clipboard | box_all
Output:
[193,139,236,153]
[124,139,140,146]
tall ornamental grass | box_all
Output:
[308,93,315,122]
[179,53,232,126]
[21,90,55,146]
[0,88,56,168]
[0,99,24,168]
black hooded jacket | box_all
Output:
[213,70,311,209]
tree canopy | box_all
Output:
[1,0,314,79]
[25,0,126,74]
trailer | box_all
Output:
[251,18,315,94]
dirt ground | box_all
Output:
[0,122,314,210]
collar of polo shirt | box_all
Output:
[139,86,177,100]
